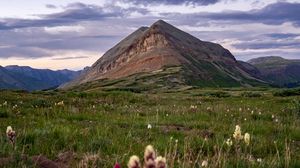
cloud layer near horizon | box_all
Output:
[0,0,300,70]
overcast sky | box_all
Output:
[0,0,300,70]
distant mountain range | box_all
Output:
[62,20,265,90]
[1,21,299,91]
[0,65,81,91]
[247,56,300,87]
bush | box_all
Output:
[205,91,231,98]
[240,91,262,97]
[273,88,300,97]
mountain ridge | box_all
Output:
[0,65,81,91]
[247,56,300,87]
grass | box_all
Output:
[0,88,299,167]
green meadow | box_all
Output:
[0,88,300,167]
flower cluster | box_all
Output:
[230,125,251,146]
[127,145,167,168]
[233,125,243,140]
[229,125,251,147]
[6,126,16,145]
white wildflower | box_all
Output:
[6,126,13,134]
[155,156,167,168]
[233,125,243,140]
[201,160,208,167]
[128,155,141,168]
[226,138,233,147]
[257,158,262,163]
[144,145,156,162]
[244,133,250,146]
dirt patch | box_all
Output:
[158,124,192,133]
[0,151,75,168]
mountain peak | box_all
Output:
[149,19,176,31]
[152,19,169,25]
[62,20,265,89]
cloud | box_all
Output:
[45,4,57,9]
[233,41,300,50]
[51,56,89,60]
[0,3,149,30]
[188,2,300,26]
[0,46,52,59]
[264,33,300,39]
[119,0,220,6]
[44,25,85,34]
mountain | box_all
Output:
[62,20,265,90]
[0,65,81,91]
[0,66,27,89]
[248,56,300,87]
[238,61,262,79]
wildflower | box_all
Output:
[12,104,18,109]
[147,124,152,129]
[56,101,64,106]
[258,112,262,115]
[257,158,262,163]
[275,118,279,123]
[155,156,167,168]
[144,145,156,168]
[166,114,169,117]
[201,160,208,167]
[175,139,178,143]
[239,108,242,112]
[3,101,7,106]
[226,138,233,147]
[6,126,16,145]
[251,110,254,114]
[244,118,247,121]
[206,107,212,111]
[248,155,255,163]
[128,155,141,168]
[233,125,243,140]
[114,162,121,168]
[190,105,197,109]
[244,133,250,146]
[226,109,230,112]
[272,114,275,119]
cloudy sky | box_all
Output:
[0,0,300,70]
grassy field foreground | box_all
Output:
[0,88,300,167]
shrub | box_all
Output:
[273,88,300,97]
[205,91,231,98]
[240,91,262,97]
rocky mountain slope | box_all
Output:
[247,56,300,87]
[0,65,80,91]
[62,20,265,90]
